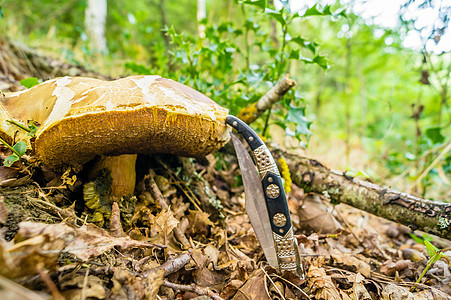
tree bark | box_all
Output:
[237,74,296,124]
[84,0,108,53]
[273,149,451,240]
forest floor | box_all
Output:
[0,39,450,300]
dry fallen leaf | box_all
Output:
[149,207,179,244]
[330,253,372,277]
[16,221,163,261]
[381,283,451,300]
[297,194,343,234]
[350,273,371,300]
[187,210,214,236]
[307,265,343,300]
[0,274,47,300]
[60,274,106,300]
[1,234,64,278]
[232,269,270,300]
[110,267,164,299]
[380,259,414,276]
[0,195,8,225]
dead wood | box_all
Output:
[0,38,109,87]
[237,74,296,124]
[163,279,225,300]
[273,149,451,240]
[142,252,191,278]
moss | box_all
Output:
[237,102,259,124]
[278,156,291,194]
[83,168,113,226]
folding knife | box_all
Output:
[226,115,302,275]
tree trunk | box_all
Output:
[273,149,451,240]
[197,0,207,38]
[84,0,108,53]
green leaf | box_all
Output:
[302,4,333,17]
[313,55,329,69]
[333,8,347,18]
[409,233,425,244]
[344,167,369,178]
[242,0,266,10]
[13,141,27,156]
[124,62,152,75]
[289,49,300,59]
[286,106,312,136]
[290,37,317,53]
[27,121,38,137]
[424,240,438,258]
[425,127,445,144]
[265,8,286,26]
[20,77,39,89]
[3,154,19,167]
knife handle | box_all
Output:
[225,116,264,151]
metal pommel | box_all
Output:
[226,115,303,275]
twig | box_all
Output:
[142,252,191,278]
[145,171,191,249]
[237,74,296,124]
[156,158,203,210]
[81,268,89,300]
[145,171,169,210]
[261,266,286,300]
[411,140,451,189]
[270,273,310,299]
[38,268,64,300]
[163,280,224,300]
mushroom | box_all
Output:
[0,75,231,196]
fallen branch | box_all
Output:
[273,149,451,240]
[163,280,224,300]
[0,38,110,82]
[237,74,296,124]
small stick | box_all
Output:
[142,252,191,278]
[81,268,90,300]
[163,280,224,300]
[145,171,191,249]
[261,266,286,300]
[411,140,451,190]
[145,171,169,210]
[237,74,296,124]
[38,268,64,300]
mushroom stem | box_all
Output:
[88,154,137,197]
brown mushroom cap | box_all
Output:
[1,75,231,170]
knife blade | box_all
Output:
[226,115,303,275]
[231,134,279,268]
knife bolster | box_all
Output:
[273,228,300,272]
